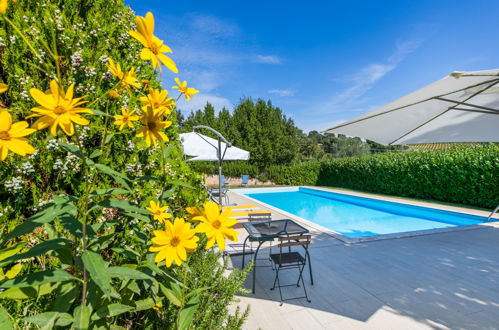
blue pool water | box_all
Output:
[239,187,486,238]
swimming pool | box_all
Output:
[234,187,489,241]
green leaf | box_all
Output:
[4,264,22,279]
[161,188,176,200]
[52,282,79,312]
[81,251,119,299]
[89,150,103,159]
[162,144,173,159]
[54,313,73,327]
[0,283,59,299]
[0,270,78,289]
[3,199,76,241]
[97,199,149,215]
[0,306,12,330]
[24,312,58,329]
[177,302,199,330]
[160,283,182,307]
[93,164,131,190]
[90,109,112,117]
[59,142,84,160]
[134,298,156,311]
[0,238,70,267]
[107,266,154,281]
[0,243,25,261]
[105,133,115,144]
[92,303,133,321]
[90,188,130,196]
[122,212,150,223]
[169,180,194,190]
[73,305,91,330]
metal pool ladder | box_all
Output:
[487,205,499,221]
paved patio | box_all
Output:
[227,191,499,330]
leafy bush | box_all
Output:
[189,161,260,178]
[267,145,499,208]
[0,1,248,329]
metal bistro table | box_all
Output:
[241,219,313,293]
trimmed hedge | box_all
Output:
[189,161,260,177]
[267,145,499,209]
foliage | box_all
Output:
[179,99,304,167]
[0,0,248,329]
[267,145,499,209]
[188,161,260,178]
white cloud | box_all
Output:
[189,14,240,38]
[255,55,282,64]
[318,38,425,114]
[268,89,294,97]
[176,93,233,113]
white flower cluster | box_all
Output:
[78,126,90,144]
[53,153,81,174]
[126,140,135,152]
[145,160,156,170]
[147,146,159,156]
[18,162,35,175]
[54,9,63,30]
[125,162,143,176]
[0,206,11,218]
[89,29,98,37]
[46,139,60,151]
[4,177,24,193]
[9,35,16,43]
[28,149,39,160]
[33,198,51,212]
[84,67,97,78]
[71,50,83,67]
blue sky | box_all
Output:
[126,0,499,132]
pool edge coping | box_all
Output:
[230,186,499,244]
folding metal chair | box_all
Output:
[208,187,229,205]
[247,212,274,268]
[270,235,312,304]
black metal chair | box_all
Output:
[270,234,312,304]
[208,187,229,205]
[248,212,274,267]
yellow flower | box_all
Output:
[149,217,199,267]
[108,90,119,99]
[136,107,172,147]
[141,79,150,90]
[194,201,238,251]
[172,78,199,101]
[129,12,178,73]
[0,0,7,14]
[107,58,140,89]
[0,83,7,93]
[139,88,174,116]
[185,206,204,221]
[146,200,172,224]
[28,80,92,136]
[0,111,36,161]
[113,108,139,131]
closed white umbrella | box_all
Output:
[179,127,250,205]
[323,69,499,145]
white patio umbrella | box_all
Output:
[179,126,250,204]
[180,132,250,161]
[323,69,499,145]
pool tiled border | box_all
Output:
[230,186,499,244]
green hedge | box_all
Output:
[267,145,499,209]
[189,161,260,177]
